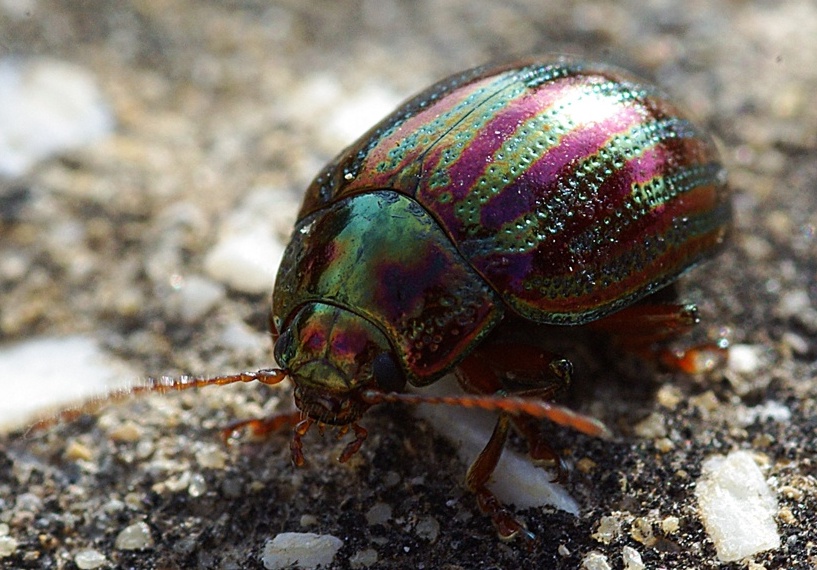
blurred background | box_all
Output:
[0,1,815,568]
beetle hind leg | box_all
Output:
[587,302,728,373]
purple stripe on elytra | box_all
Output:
[423,79,578,200]
[488,117,704,253]
[473,105,646,233]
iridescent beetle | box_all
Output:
[117,57,731,540]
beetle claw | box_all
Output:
[290,418,314,467]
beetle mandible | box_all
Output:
[134,57,731,541]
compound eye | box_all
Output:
[273,328,295,366]
[372,352,406,393]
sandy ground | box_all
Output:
[1,1,816,568]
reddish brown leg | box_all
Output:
[221,411,303,442]
[290,418,315,467]
[337,422,368,463]
[451,342,586,540]
[465,413,535,542]
[456,344,575,472]
[587,303,727,373]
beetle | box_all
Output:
[100,56,731,541]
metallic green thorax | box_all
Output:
[273,191,503,385]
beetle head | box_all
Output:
[275,302,406,425]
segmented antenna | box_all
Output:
[27,369,288,433]
[361,389,611,439]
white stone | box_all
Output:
[737,400,792,426]
[327,84,402,145]
[412,376,580,515]
[74,549,107,569]
[622,546,645,570]
[0,335,137,431]
[695,450,780,562]
[0,535,18,558]
[727,344,764,374]
[581,551,612,570]
[0,57,113,177]
[262,532,343,570]
[174,275,225,322]
[204,188,296,294]
[204,228,284,294]
[114,522,154,550]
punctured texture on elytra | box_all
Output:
[274,57,731,384]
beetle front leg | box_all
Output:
[466,413,535,542]
[337,422,368,463]
[221,411,303,442]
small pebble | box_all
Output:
[108,421,143,443]
[115,522,154,550]
[630,518,656,546]
[695,450,780,562]
[203,189,295,294]
[365,503,392,526]
[0,57,113,177]
[661,516,680,535]
[188,473,207,497]
[592,515,624,544]
[349,548,379,568]
[0,535,19,558]
[64,440,94,461]
[727,344,764,374]
[262,532,343,570]
[74,549,107,569]
[174,275,225,322]
[581,551,612,570]
[622,545,645,570]
[632,412,667,439]
[414,516,440,543]
[299,514,317,527]
[195,444,228,469]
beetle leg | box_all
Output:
[337,422,368,463]
[461,343,573,390]
[456,350,582,482]
[466,412,535,542]
[221,410,302,442]
[587,303,728,373]
[290,418,314,467]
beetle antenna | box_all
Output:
[360,390,611,439]
[27,369,289,433]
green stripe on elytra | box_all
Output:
[452,80,656,233]
[561,161,724,262]
[481,117,700,255]
[375,71,529,174]
[375,62,586,177]
[423,63,593,188]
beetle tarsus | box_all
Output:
[465,413,536,541]
[291,418,314,467]
[659,343,729,374]
[338,422,368,463]
[220,411,302,443]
